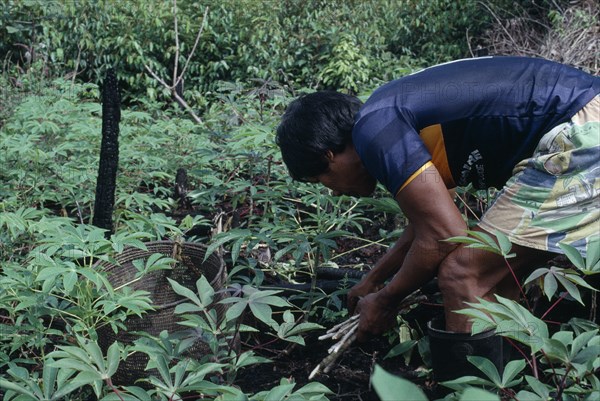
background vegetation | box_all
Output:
[1,0,598,400]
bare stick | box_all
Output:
[309,332,356,379]
[328,324,358,354]
[318,314,359,340]
[309,290,426,379]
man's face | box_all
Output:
[309,145,377,197]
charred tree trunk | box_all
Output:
[174,167,192,211]
[93,68,120,236]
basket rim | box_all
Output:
[94,240,226,288]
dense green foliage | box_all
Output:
[2,0,521,102]
[0,76,398,400]
[2,74,598,401]
[1,1,598,399]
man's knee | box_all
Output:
[438,248,475,298]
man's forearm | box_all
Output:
[362,224,414,286]
[377,235,456,308]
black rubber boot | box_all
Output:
[427,317,504,382]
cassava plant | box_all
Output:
[410,232,600,400]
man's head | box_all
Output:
[276,91,377,196]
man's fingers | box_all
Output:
[347,299,356,315]
[347,293,359,314]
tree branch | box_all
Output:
[141,4,209,124]
[175,6,209,89]
[172,0,180,84]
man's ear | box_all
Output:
[324,150,335,162]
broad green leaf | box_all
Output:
[181,362,225,386]
[571,330,598,357]
[501,359,526,386]
[100,393,148,401]
[554,273,584,304]
[564,271,597,290]
[469,231,498,248]
[217,389,249,401]
[543,272,558,300]
[441,375,491,391]
[252,294,289,308]
[145,253,175,273]
[225,301,247,322]
[249,302,275,326]
[496,296,549,338]
[552,330,574,346]
[42,363,59,400]
[281,321,323,338]
[168,278,202,306]
[524,375,551,399]
[231,237,245,264]
[106,342,121,377]
[495,230,514,257]
[234,351,271,369]
[196,275,214,306]
[571,344,600,365]
[36,266,65,282]
[174,302,203,314]
[467,356,501,385]
[585,238,600,272]
[154,354,172,387]
[48,358,97,373]
[456,308,497,333]
[559,242,585,270]
[205,229,252,262]
[542,337,570,363]
[384,340,417,359]
[173,359,189,388]
[70,370,104,385]
[53,380,92,400]
[62,270,78,293]
[371,365,428,401]
[524,267,549,285]
[259,382,295,401]
[584,393,600,401]
[515,390,544,400]
[82,339,106,374]
[0,379,38,399]
[52,345,93,365]
[122,386,154,401]
[460,388,501,401]
[294,381,333,396]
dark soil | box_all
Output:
[234,274,446,400]
[235,330,438,401]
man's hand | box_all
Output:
[354,291,398,342]
[347,278,382,315]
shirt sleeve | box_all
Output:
[353,106,432,195]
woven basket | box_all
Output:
[96,241,226,385]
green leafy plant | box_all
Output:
[455,296,600,400]
[1,361,84,401]
[371,364,502,401]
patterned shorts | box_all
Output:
[479,95,600,257]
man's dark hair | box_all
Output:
[275,91,363,181]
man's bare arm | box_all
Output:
[347,224,414,313]
[355,165,467,340]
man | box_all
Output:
[276,56,599,379]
